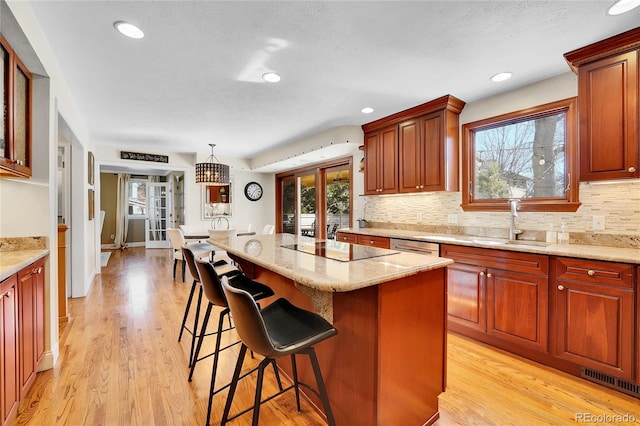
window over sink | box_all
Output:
[461,97,580,212]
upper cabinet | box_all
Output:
[564,27,640,182]
[362,95,465,195]
[0,35,33,179]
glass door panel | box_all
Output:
[325,166,350,239]
[281,176,296,234]
[145,182,171,248]
[299,173,316,237]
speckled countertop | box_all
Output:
[0,237,49,282]
[339,228,640,265]
[207,233,452,292]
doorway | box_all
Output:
[145,182,171,248]
[276,157,352,239]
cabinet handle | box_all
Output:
[587,270,595,276]
[416,186,420,189]
[629,167,636,173]
[557,285,565,291]
[3,291,10,298]
[486,273,492,278]
[479,272,485,277]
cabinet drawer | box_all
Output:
[441,244,548,276]
[357,235,390,249]
[335,232,357,243]
[555,257,634,288]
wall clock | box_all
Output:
[244,181,263,201]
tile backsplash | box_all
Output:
[362,180,640,248]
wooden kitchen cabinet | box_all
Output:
[363,125,398,195]
[17,258,45,398]
[399,109,461,193]
[442,244,549,352]
[335,232,390,249]
[0,36,33,179]
[1,275,19,426]
[564,27,640,181]
[363,95,465,195]
[552,257,635,381]
[335,231,357,244]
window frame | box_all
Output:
[461,97,580,212]
[128,178,148,218]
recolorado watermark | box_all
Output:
[575,413,637,423]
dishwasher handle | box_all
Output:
[390,240,439,255]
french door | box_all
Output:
[145,182,171,248]
[276,158,352,239]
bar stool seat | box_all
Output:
[221,276,338,426]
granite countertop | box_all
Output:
[0,249,50,282]
[339,228,640,264]
[207,233,452,292]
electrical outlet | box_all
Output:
[592,215,605,231]
[416,212,423,222]
[386,212,393,221]
[448,214,458,224]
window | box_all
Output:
[128,179,147,217]
[461,98,580,212]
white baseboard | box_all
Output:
[38,350,56,371]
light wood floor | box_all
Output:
[14,247,639,426]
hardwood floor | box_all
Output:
[13,247,639,425]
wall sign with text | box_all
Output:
[120,151,169,163]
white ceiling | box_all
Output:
[28,1,640,164]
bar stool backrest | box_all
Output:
[195,259,228,307]
[221,276,275,357]
[182,247,202,283]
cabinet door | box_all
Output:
[578,50,639,181]
[398,119,421,193]
[420,111,447,191]
[364,126,397,195]
[335,232,357,244]
[356,235,390,249]
[1,275,19,426]
[487,269,548,352]
[446,262,486,333]
[17,265,36,398]
[554,279,634,380]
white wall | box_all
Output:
[1,0,96,369]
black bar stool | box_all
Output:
[191,259,278,426]
[178,247,240,367]
[220,276,338,426]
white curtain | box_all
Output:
[114,173,130,249]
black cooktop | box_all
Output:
[281,240,399,262]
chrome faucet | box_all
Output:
[508,199,522,241]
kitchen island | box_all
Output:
[208,233,453,426]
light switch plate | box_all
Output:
[592,215,605,231]
[448,214,458,224]
[417,212,423,222]
[386,212,393,221]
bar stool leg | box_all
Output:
[188,286,203,367]
[178,280,197,342]
[252,359,271,426]
[307,347,336,426]
[188,302,213,381]
[291,354,301,411]
[220,345,248,426]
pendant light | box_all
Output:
[195,143,230,186]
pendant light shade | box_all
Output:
[195,144,230,185]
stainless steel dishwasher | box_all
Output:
[390,238,440,256]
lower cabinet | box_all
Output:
[1,275,19,426]
[335,232,390,249]
[442,244,549,352]
[17,257,46,398]
[552,257,635,381]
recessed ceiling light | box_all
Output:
[490,72,512,82]
[114,21,145,39]
[608,0,640,15]
[361,107,374,114]
[262,72,282,83]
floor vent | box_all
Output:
[581,368,640,399]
